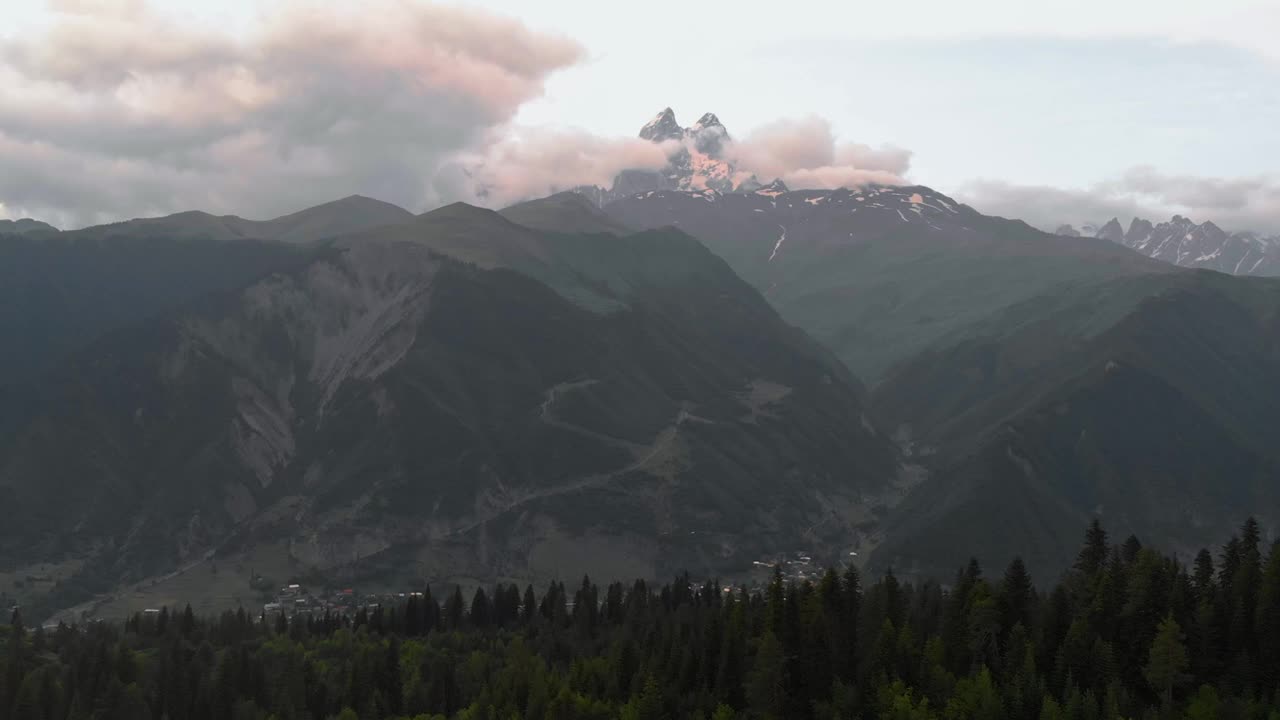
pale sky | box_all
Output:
[3,0,1279,232]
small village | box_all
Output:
[242,549,853,619]
[258,582,425,618]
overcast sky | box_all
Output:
[3,0,1279,232]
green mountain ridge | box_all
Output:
[0,218,57,234]
[31,195,415,243]
[0,198,900,620]
[0,196,416,390]
[499,191,632,236]
[871,270,1280,577]
[604,184,1171,383]
[8,184,1280,615]
[604,184,1280,579]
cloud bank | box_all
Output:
[11,1,1269,240]
[960,167,1280,235]
[0,0,584,226]
[0,2,911,226]
[728,116,912,189]
[445,128,671,208]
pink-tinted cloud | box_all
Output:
[728,116,912,190]
[452,127,670,207]
[0,3,921,224]
[0,0,582,226]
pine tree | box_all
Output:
[999,557,1035,639]
[1053,619,1093,696]
[1192,549,1216,601]
[377,636,402,716]
[746,632,785,720]
[181,604,196,638]
[711,703,736,720]
[446,586,466,629]
[1229,519,1263,662]
[1143,614,1188,709]
[1256,540,1280,694]
[715,597,747,710]
[5,608,27,717]
[1039,695,1063,720]
[968,582,1002,673]
[469,587,492,628]
[1218,536,1242,612]
[765,566,784,637]
[573,575,599,637]
[942,559,980,674]
[1121,536,1143,565]
[1075,520,1109,579]
[605,582,625,625]
[943,665,1003,720]
[633,673,665,720]
[1184,684,1220,720]
[838,565,862,682]
[115,682,151,720]
[10,671,44,720]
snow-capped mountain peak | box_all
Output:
[639,107,684,143]
[577,107,747,204]
[693,112,723,129]
[687,112,730,155]
[1065,213,1280,277]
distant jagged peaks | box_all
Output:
[1097,218,1124,242]
[1126,218,1153,241]
[639,107,729,146]
[637,106,736,184]
[575,107,747,205]
[633,107,740,191]
[1066,212,1280,277]
[639,107,685,143]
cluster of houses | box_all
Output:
[260,583,429,617]
[749,550,854,585]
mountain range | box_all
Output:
[4,108,1280,619]
[599,168,1280,577]
[1,194,902,620]
[1059,215,1280,277]
[605,182,1167,383]
[0,197,413,387]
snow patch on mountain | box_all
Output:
[769,226,787,262]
